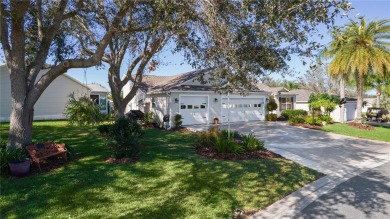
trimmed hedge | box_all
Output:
[281,109,308,119]
[266,113,277,121]
[288,116,306,125]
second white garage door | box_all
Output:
[179,96,209,125]
[221,98,265,123]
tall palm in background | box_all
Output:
[364,72,390,107]
[328,18,390,123]
[320,28,348,123]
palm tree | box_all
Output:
[320,28,349,123]
[328,18,390,123]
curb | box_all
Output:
[249,155,390,219]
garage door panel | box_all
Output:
[180,96,208,125]
[221,98,265,123]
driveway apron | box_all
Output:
[186,122,390,218]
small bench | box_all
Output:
[26,142,67,170]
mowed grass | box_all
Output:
[0,121,320,218]
[321,123,390,142]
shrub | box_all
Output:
[221,130,241,139]
[281,109,308,119]
[305,116,322,126]
[288,116,306,125]
[266,113,277,121]
[242,134,265,151]
[266,96,278,113]
[194,129,265,155]
[107,117,144,158]
[320,115,333,123]
[0,140,29,175]
[143,112,154,126]
[174,114,183,128]
[213,136,244,155]
[97,124,113,135]
[64,93,104,126]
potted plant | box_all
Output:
[7,148,31,177]
[213,117,219,125]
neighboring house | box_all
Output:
[289,89,357,122]
[124,69,270,127]
[256,84,297,115]
[1,64,91,122]
[88,83,109,114]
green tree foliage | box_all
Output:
[328,18,390,122]
[174,114,183,129]
[309,93,340,116]
[64,93,104,126]
[0,0,351,147]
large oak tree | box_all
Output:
[1,0,351,148]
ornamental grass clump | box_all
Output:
[194,129,265,155]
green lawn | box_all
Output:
[321,123,390,142]
[0,121,320,218]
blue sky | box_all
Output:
[42,1,390,88]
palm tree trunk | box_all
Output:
[355,73,364,123]
[376,87,381,107]
[339,76,345,123]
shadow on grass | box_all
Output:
[1,125,320,218]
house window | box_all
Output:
[90,95,99,105]
[181,105,186,109]
[279,97,294,111]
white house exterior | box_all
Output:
[256,84,297,116]
[124,70,270,127]
[1,64,90,122]
[289,89,357,122]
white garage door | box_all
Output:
[221,98,265,123]
[179,96,209,125]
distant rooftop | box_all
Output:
[88,83,109,93]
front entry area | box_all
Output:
[179,95,209,125]
[221,97,265,123]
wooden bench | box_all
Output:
[26,142,67,170]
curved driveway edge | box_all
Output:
[185,122,390,218]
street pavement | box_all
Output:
[185,121,390,218]
[295,161,390,219]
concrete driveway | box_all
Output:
[186,122,390,218]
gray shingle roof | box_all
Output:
[88,83,109,93]
[256,83,289,93]
[288,89,313,102]
[132,69,208,92]
[133,69,264,93]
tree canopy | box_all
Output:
[1,0,351,147]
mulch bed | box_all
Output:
[348,122,375,130]
[290,123,322,130]
[194,147,284,161]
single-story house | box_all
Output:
[288,89,357,122]
[256,83,297,115]
[0,64,108,122]
[88,83,109,114]
[124,69,270,127]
